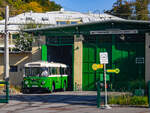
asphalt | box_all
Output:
[0,91,150,113]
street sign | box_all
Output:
[100,52,108,64]
[107,68,120,74]
[92,64,103,70]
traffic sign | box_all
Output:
[106,68,120,74]
[100,52,108,64]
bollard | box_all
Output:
[0,81,9,103]
[97,81,101,108]
[6,81,9,103]
[148,81,150,108]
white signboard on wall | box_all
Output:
[90,30,138,35]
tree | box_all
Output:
[104,0,133,19]
[0,0,62,20]
[14,33,33,52]
[134,0,149,20]
[20,2,43,13]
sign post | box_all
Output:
[100,52,111,109]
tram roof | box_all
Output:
[24,61,67,68]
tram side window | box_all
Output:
[64,68,67,74]
[56,67,60,75]
[61,68,67,75]
[25,67,30,76]
[51,67,57,75]
[64,68,70,75]
[60,68,64,74]
[48,67,52,75]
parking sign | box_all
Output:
[100,52,108,64]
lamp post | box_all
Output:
[4,5,9,82]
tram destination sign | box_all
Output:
[90,29,138,35]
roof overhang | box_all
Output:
[24,19,150,35]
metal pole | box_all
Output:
[4,5,9,82]
[148,81,150,108]
[104,64,107,105]
[97,81,101,108]
[103,64,111,109]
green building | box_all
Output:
[26,19,150,91]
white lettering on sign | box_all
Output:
[100,52,108,64]
[90,30,138,35]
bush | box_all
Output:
[130,96,148,105]
[108,95,148,106]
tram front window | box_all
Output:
[25,67,48,77]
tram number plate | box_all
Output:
[32,85,38,87]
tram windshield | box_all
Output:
[25,67,48,77]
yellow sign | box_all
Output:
[107,68,120,74]
[0,84,4,87]
[92,64,103,71]
[97,64,104,69]
[92,64,98,70]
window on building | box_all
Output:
[0,47,4,52]
[70,21,77,24]
[10,66,18,72]
[26,17,34,21]
[42,17,49,21]
[56,21,67,25]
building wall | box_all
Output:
[73,35,83,91]
[145,33,150,83]
[0,47,41,86]
[0,54,4,80]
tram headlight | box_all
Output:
[41,81,45,85]
[25,81,28,85]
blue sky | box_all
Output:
[51,0,116,13]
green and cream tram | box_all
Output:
[22,61,68,93]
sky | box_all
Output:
[51,0,116,13]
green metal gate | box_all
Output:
[82,35,145,91]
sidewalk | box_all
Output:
[0,91,150,113]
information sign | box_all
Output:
[106,68,120,74]
[100,52,108,64]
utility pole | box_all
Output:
[4,5,9,82]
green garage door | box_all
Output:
[82,36,145,91]
[82,43,112,91]
[112,43,145,91]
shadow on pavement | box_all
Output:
[9,92,98,107]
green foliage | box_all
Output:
[105,0,149,20]
[134,0,149,20]
[108,95,148,105]
[14,33,33,52]
[0,0,62,20]
[105,0,133,19]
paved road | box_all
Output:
[0,91,150,113]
